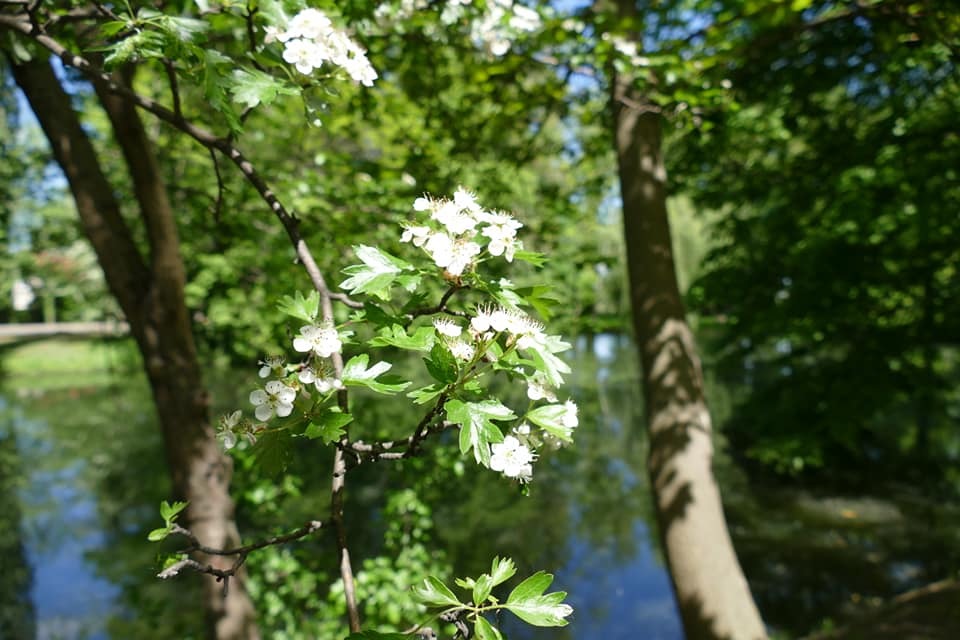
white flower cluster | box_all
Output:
[490,435,536,482]
[401,187,523,277]
[265,8,377,86]
[423,302,577,483]
[216,321,347,452]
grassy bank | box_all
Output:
[0,337,142,390]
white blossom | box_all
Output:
[216,410,243,450]
[433,318,463,338]
[299,366,344,394]
[250,380,296,421]
[413,196,433,211]
[448,340,475,361]
[481,211,523,261]
[453,187,482,213]
[471,305,511,333]
[561,400,579,429]
[293,325,342,358]
[526,375,557,402]
[270,9,377,85]
[286,8,333,40]
[490,435,535,482]
[425,233,480,276]
[432,199,479,235]
[282,38,328,75]
[400,224,431,247]
[258,355,286,379]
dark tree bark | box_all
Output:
[610,61,767,640]
[11,58,259,640]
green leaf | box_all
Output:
[304,410,353,443]
[473,616,504,640]
[512,250,548,267]
[369,324,435,352]
[514,285,559,320]
[505,572,572,627]
[159,500,188,523]
[489,556,517,588]
[342,354,410,394]
[446,399,513,466]
[407,382,445,405]
[148,527,170,542]
[411,576,463,607]
[473,573,493,605]
[230,68,298,109]
[251,429,294,476]
[343,633,408,640]
[277,290,320,323]
[424,341,458,384]
[99,20,130,37]
[526,405,574,442]
[340,245,412,301]
[525,336,572,387]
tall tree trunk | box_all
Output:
[11,58,260,640]
[610,71,767,639]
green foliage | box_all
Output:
[277,290,321,324]
[447,399,513,466]
[304,409,353,443]
[673,0,960,478]
[147,500,188,542]
[411,561,572,637]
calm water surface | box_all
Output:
[3,335,958,639]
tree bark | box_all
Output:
[610,69,767,639]
[11,57,260,640]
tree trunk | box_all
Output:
[11,58,260,640]
[610,71,767,639]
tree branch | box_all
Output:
[160,520,325,596]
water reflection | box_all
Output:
[3,335,958,638]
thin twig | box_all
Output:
[159,520,325,593]
[406,285,465,322]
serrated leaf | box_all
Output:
[342,354,410,394]
[277,290,320,322]
[160,499,188,522]
[526,405,574,442]
[473,573,493,605]
[369,324,435,352]
[473,616,503,640]
[407,382,445,404]
[304,411,353,443]
[251,429,294,476]
[455,576,476,590]
[411,576,463,607]
[489,556,517,588]
[446,399,513,466]
[526,340,572,388]
[360,302,404,328]
[340,245,412,301]
[230,68,298,109]
[424,341,458,384]
[203,50,242,133]
[505,572,572,627]
[148,527,170,542]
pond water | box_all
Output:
[2,335,958,639]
